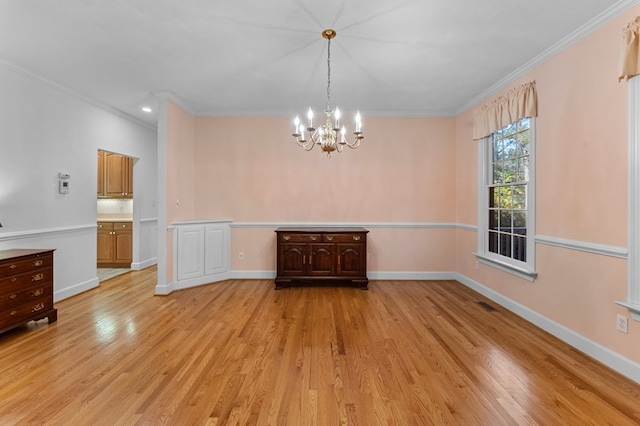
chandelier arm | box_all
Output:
[296,137,315,151]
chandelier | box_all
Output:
[291,29,364,157]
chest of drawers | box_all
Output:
[0,249,57,334]
[275,227,369,290]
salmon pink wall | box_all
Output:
[455,6,640,363]
[193,116,455,222]
[194,116,458,274]
[167,101,196,223]
[164,101,196,282]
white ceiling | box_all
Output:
[0,0,631,126]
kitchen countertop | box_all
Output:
[97,215,133,223]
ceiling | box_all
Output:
[0,0,629,127]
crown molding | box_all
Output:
[152,91,197,115]
[455,0,640,115]
[0,58,157,131]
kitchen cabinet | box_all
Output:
[0,249,57,334]
[275,227,369,289]
[98,150,133,198]
[97,222,132,267]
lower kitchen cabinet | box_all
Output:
[97,222,132,267]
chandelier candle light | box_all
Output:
[292,29,363,157]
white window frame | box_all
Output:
[476,118,537,281]
[618,76,640,320]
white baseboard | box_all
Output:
[227,270,455,281]
[230,270,276,279]
[454,272,640,385]
[131,257,157,271]
[54,277,99,302]
[154,281,174,295]
[173,272,232,291]
[368,271,456,280]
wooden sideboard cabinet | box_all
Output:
[275,227,369,290]
[0,249,57,335]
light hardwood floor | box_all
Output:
[1,266,639,425]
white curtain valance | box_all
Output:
[619,16,640,82]
[473,81,538,140]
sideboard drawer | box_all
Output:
[0,297,53,330]
[0,283,53,308]
[322,233,365,243]
[0,255,53,278]
[280,233,322,243]
[0,268,53,294]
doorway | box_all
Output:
[97,150,134,281]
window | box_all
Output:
[477,117,536,280]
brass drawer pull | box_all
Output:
[33,260,43,267]
[310,236,318,241]
[10,311,17,316]
[32,273,44,282]
[32,303,45,312]
[9,264,17,270]
[326,236,334,241]
[353,235,361,241]
[9,293,17,299]
[32,288,44,297]
[11,277,17,282]
[282,235,291,241]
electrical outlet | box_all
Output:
[239,252,244,261]
[617,314,629,333]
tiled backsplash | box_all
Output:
[97,198,133,215]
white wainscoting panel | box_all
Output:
[171,220,232,292]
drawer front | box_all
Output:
[322,233,366,243]
[279,233,322,243]
[0,254,53,278]
[0,267,53,294]
[114,222,132,231]
[0,297,52,329]
[0,284,53,308]
[97,222,115,231]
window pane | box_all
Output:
[499,232,511,257]
[492,141,501,163]
[489,210,499,230]
[503,159,517,183]
[498,187,512,208]
[504,138,517,159]
[517,132,529,155]
[500,210,512,232]
[493,164,503,184]
[514,210,526,229]
[512,185,526,209]
[503,122,517,137]
[514,236,527,262]
[489,187,498,208]
[489,231,499,254]
[518,117,530,131]
[516,157,528,182]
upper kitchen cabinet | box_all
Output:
[98,150,133,198]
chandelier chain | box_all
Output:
[326,37,331,112]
